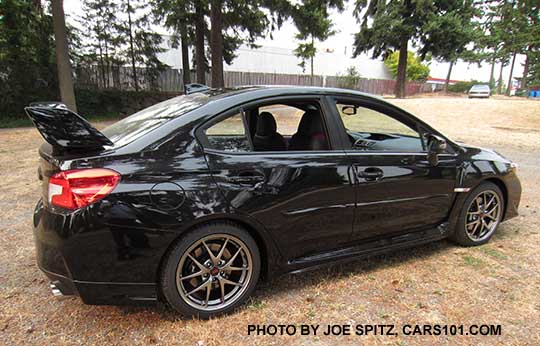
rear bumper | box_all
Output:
[33,199,162,305]
[43,267,78,296]
[39,266,158,304]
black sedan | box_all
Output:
[26,86,521,318]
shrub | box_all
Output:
[336,67,362,89]
[75,89,180,118]
[384,51,430,82]
[447,80,491,93]
[0,88,181,128]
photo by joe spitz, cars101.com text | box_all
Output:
[26,86,521,321]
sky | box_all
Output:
[63,1,525,84]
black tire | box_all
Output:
[450,182,505,246]
[160,222,260,318]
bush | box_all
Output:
[336,67,361,89]
[0,88,181,128]
[76,89,180,118]
[447,80,491,93]
[384,51,430,82]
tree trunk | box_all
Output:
[489,56,496,87]
[195,0,206,84]
[444,61,454,93]
[180,25,191,89]
[104,41,110,89]
[489,55,496,88]
[210,0,224,88]
[506,51,517,96]
[51,0,77,112]
[497,61,504,95]
[98,42,107,89]
[126,0,138,92]
[521,48,530,89]
[394,37,408,98]
[310,36,314,86]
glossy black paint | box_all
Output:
[25,105,113,149]
[31,86,521,305]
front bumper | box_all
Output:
[502,170,521,221]
[468,92,490,98]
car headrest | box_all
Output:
[297,110,324,135]
[256,112,277,137]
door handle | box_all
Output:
[228,172,265,185]
[358,167,384,181]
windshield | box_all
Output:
[101,93,209,147]
[471,85,490,91]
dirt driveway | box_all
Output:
[1,97,539,345]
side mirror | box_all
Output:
[341,105,357,115]
[427,134,447,166]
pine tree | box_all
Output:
[419,0,480,92]
[152,0,194,88]
[208,0,283,87]
[0,0,57,118]
[521,1,540,88]
[51,0,77,111]
[353,0,428,98]
[352,0,480,98]
[79,0,123,89]
[118,0,166,91]
[291,0,344,85]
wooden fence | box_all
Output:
[75,65,428,96]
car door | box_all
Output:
[327,95,459,240]
[197,95,356,261]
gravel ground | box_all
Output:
[1,97,539,345]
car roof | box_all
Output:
[210,85,384,99]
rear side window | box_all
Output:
[205,112,250,152]
[257,104,305,136]
[102,93,209,147]
[202,99,331,153]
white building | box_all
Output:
[158,39,393,79]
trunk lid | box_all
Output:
[25,104,113,150]
[26,103,113,206]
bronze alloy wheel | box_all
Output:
[465,190,502,242]
[175,234,254,311]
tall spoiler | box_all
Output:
[24,102,113,150]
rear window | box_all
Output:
[101,93,209,147]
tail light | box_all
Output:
[48,168,121,209]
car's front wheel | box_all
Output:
[161,223,260,318]
[451,182,505,246]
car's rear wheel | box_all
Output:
[450,182,504,246]
[161,223,260,318]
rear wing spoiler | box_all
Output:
[24,103,113,150]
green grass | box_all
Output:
[247,297,267,310]
[462,255,485,267]
[479,246,508,260]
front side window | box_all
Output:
[205,112,250,152]
[335,101,423,152]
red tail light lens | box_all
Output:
[48,169,121,209]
